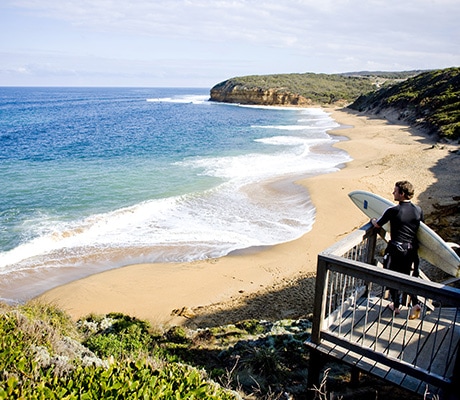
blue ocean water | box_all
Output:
[0,87,350,302]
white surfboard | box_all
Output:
[348,190,460,277]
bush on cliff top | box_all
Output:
[212,72,377,104]
[349,67,460,140]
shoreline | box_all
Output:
[37,107,457,328]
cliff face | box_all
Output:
[210,81,313,106]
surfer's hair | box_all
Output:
[395,180,414,199]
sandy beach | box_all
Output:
[37,107,459,328]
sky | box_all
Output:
[1,0,459,88]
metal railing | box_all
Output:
[308,223,460,397]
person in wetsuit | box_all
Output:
[371,180,423,318]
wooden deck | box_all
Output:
[305,224,460,399]
[308,295,459,395]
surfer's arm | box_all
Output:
[372,207,394,229]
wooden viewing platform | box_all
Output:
[305,223,460,399]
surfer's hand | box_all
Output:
[370,218,379,228]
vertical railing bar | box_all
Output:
[413,297,435,368]
[428,305,443,373]
[338,273,347,336]
[335,271,340,333]
[400,312,409,360]
[387,301,396,355]
[412,307,440,370]
[362,288,370,347]
[412,298,426,367]
[326,271,334,329]
[385,310,401,356]
[314,226,460,391]
[446,324,460,383]
[350,278,357,343]
[374,285,385,352]
[334,270,339,310]
[442,307,459,377]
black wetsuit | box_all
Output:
[377,201,424,308]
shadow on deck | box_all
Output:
[305,223,460,399]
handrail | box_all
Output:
[309,223,460,396]
[319,254,460,308]
[320,222,376,257]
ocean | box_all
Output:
[0,87,351,303]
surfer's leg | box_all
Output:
[404,250,420,309]
[387,249,403,310]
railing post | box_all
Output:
[365,228,378,266]
[306,347,323,399]
[307,255,330,395]
[311,255,329,344]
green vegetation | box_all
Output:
[80,313,153,359]
[0,303,239,399]
[349,67,460,140]
[0,302,317,399]
[212,72,376,104]
[1,302,426,399]
[211,71,421,105]
[213,68,459,140]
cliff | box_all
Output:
[209,72,379,106]
[210,80,313,106]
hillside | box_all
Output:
[0,303,241,399]
[210,68,460,141]
[1,302,422,400]
[209,71,420,106]
[349,67,460,141]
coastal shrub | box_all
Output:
[19,301,78,339]
[0,306,239,399]
[164,325,190,344]
[80,313,153,359]
[235,319,268,335]
[0,313,36,379]
[0,357,238,399]
[62,361,237,399]
[245,346,286,379]
[349,67,460,140]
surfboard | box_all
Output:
[348,190,460,277]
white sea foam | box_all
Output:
[1,109,349,273]
[0,179,316,274]
[0,98,350,301]
[253,124,327,131]
[146,94,209,104]
[255,136,331,146]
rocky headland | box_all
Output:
[210,80,314,106]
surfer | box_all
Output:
[371,180,424,319]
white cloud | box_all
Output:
[1,0,459,86]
